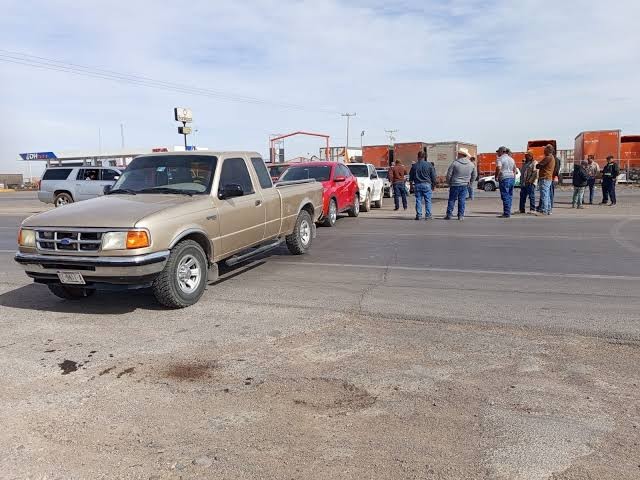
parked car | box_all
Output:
[347,163,384,211]
[279,161,359,227]
[477,168,521,192]
[16,152,323,308]
[266,163,291,183]
[38,166,123,207]
[376,168,392,197]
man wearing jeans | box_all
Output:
[519,151,538,214]
[409,151,436,220]
[495,146,516,218]
[388,160,408,211]
[536,145,556,215]
[585,156,599,204]
[445,147,475,221]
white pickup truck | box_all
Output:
[347,163,385,211]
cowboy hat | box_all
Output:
[457,147,471,157]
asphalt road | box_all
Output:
[1,190,639,479]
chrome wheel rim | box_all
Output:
[329,201,337,224]
[56,197,68,206]
[300,219,311,246]
[354,197,360,214]
[176,254,201,294]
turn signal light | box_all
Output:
[126,231,150,249]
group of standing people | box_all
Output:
[387,145,621,220]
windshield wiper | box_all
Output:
[138,187,197,196]
[107,188,137,195]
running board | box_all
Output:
[224,239,284,267]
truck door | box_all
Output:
[216,157,265,256]
[251,157,281,239]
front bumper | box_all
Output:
[14,250,170,286]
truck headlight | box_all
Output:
[18,228,36,247]
[102,231,150,250]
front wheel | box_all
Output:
[286,210,313,255]
[152,240,208,308]
[48,284,95,300]
[361,191,371,212]
[373,192,383,208]
[484,182,496,192]
[322,199,337,227]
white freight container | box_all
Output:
[426,141,477,183]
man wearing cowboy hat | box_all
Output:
[445,147,475,221]
[495,146,517,218]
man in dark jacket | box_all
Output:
[409,151,437,220]
[572,160,589,209]
[388,160,408,211]
[601,156,619,206]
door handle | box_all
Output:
[255,200,263,207]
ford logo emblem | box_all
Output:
[60,238,72,246]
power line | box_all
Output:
[0,49,341,115]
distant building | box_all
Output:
[0,173,24,188]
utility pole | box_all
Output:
[341,113,357,153]
[385,129,398,146]
[120,123,125,149]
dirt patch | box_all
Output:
[163,361,218,381]
[277,377,377,413]
[116,367,135,378]
[58,360,79,375]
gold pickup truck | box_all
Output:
[15,152,323,308]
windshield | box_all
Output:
[348,165,369,177]
[112,155,217,194]
[281,165,331,182]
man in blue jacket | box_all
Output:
[409,151,437,220]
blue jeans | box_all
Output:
[519,184,536,212]
[446,185,467,218]
[467,183,474,200]
[550,182,556,212]
[539,179,552,214]
[587,177,596,203]
[393,182,408,209]
[414,182,432,218]
[499,178,515,216]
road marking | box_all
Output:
[0,250,15,253]
[274,261,640,281]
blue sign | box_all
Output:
[19,152,57,161]
[186,146,197,151]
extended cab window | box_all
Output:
[42,168,72,180]
[101,169,120,181]
[251,157,273,189]
[219,158,254,195]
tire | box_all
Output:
[286,210,313,255]
[373,192,383,208]
[47,284,95,300]
[361,191,371,212]
[152,240,208,308]
[384,187,391,198]
[322,199,337,227]
[54,192,73,207]
[348,193,360,217]
[484,182,496,192]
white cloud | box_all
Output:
[0,0,638,176]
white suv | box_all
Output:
[38,166,122,207]
[347,163,384,211]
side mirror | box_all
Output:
[370,173,377,180]
[103,185,112,194]
[219,183,244,199]
[334,176,346,183]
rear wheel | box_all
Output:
[54,192,73,207]
[152,240,208,308]
[322,199,337,227]
[47,284,95,300]
[484,182,496,192]
[361,191,371,212]
[286,210,313,255]
[348,193,360,217]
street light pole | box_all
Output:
[360,130,365,150]
[341,112,356,156]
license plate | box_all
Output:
[57,271,85,285]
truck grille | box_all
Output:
[36,230,103,252]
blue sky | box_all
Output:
[1,0,639,176]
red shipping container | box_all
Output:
[393,142,429,167]
[620,135,640,169]
[362,145,390,168]
[526,140,557,162]
[477,152,525,175]
[574,130,621,167]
